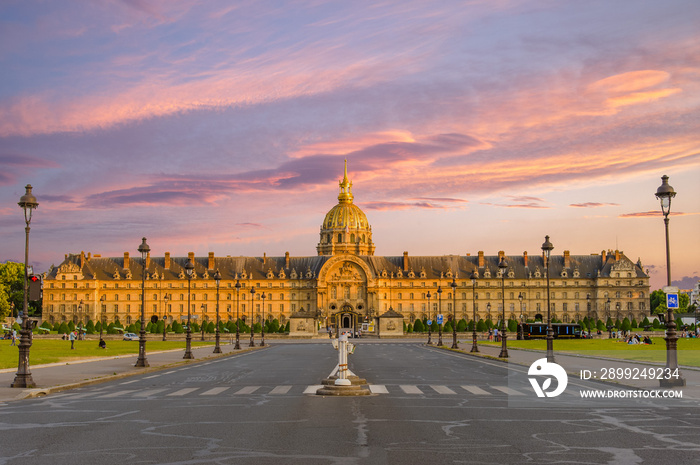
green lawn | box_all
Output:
[479,338,700,367]
[0,339,214,370]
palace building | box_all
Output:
[43,162,651,334]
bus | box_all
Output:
[519,323,581,340]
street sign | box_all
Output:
[437,314,444,325]
[667,293,679,309]
[427,319,432,326]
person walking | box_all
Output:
[10,329,17,346]
[69,330,76,349]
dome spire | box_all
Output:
[338,159,353,203]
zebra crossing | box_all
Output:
[50,383,552,400]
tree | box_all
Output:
[680,293,690,311]
[406,323,413,333]
[508,319,517,332]
[476,320,487,332]
[650,290,666,314]
[0,262,27,320]
[443,321,453,333]
[85,320,95,334]
[631,318,638,328]
[642,316,651,328]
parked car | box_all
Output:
[123,332,139,341]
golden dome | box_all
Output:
[317,160,375,256]
[323,202,370,230]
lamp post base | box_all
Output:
[260,331,265,347]
[184,331,194,359]
[135,331,149,367]
[234,332,241,350]
[499,331,508,358]
[249,334,255,347]
[11,325,35,388]
[213,331,222,353]
[451,331,459,349]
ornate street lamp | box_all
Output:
[234,280,241,349]
[518,292,524,340]
[200,304,206,341]
[249,286,256,347]
[163,294,169,341]
[655,175,685,387]
[135,237,150,367]
[450,277,458,349]
[260,291,266,347]
[183,258,194,359]
[437,286,443,346]
[470,271,479,352]
[213,269,222,353]
[12,185,38,388]
[586,293,591,337]
[99,295,106,339]
[498,256,508,358]
[542,235,555,363]
[426,291,432,345]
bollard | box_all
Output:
[335,334,351,386]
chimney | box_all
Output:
[208,252,215,270]
[80,251,85,269]
[146,252,151,269]
[615,250,621,261]
[403,251,409,271]
[123,252,130,269]
[87,252,91,261]
[263,253,267,266]
[285,251,290,269]
[601,250,606,262]
[523,251,528,268]
[564,250,570,269]
[478,251,485,268]
[164,252,171,269]
[498,250,505,261]
[188,251,195,266]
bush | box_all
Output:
[53,322,61,332]
[413,319,425,332]
[172,321,183,334]
[206,321,216,333]
[621,318,631,331]
[642,317,651,327]
[485,319,494,329]
[508,319,517,332]
[631,318,638,328]
[456,319,468,332]
[652,319,661,329]
[58,322,70,334]
[68,321,75,331]
[85,320,95,334]
[406,322,413,333]
[40,320,53,330]
[476,320,487,332]
[443,321,453,333]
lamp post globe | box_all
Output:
[135,237,150,367]
[451,277,458,349]
[655,175,684,387]
[498,256,509,358]
[183,258,195,359]
[12,185,38,388]
[541,235,555,363]
[470,271,479,352]
[213,269,222,353]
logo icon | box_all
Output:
[528,358,568,397]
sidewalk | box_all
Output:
[0,341,258,403]
[463,341,700,399]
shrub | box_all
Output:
[508,319,517,332]
[85,320,95,334]
[652,319,661,329]
[58,322,70,334]
[206,321,216,333]
[621,318,631,331]
[631,318,638,328]
[476,320,487,332]
[406,323,413,333]
[485,319,494,329]
[457,319,468,332]
[68,321,75,331]
[413,319,425,332]
[443,321,453,333]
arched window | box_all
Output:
[338,233,342,243]
[351,233,355,243]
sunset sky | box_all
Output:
[1,0,699,292]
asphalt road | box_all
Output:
[1,342,699,464]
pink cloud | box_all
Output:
[570,202,620,208]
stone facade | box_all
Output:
[42,163,651,332]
